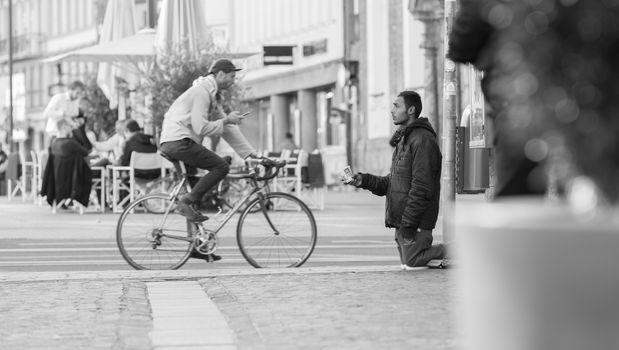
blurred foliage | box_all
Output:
[82,74,118,140]
[137,41,247,134]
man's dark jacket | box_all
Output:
[119,133,159,179]
[118,133,157,166]
[358,117,442,230]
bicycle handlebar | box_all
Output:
[254,157,286,181]
[226,156,286,182]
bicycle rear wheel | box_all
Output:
[236,192,317,268]
[116,193,193,270]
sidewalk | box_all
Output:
[0,266,458,350]
[0,189,468,349]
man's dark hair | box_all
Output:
[125,119,141,133]
[69,80,85,91]
[398,90,422,117]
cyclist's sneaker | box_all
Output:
[190,252,222,262]
[176,196,209,222]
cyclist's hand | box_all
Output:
[224,111,242,125]
[261,157,281,167]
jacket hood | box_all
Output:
[193,74,217,89]
[192,74,218,100]
[389,117,436,147]
[409,117,436,136]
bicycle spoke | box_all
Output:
[117,194,193,270]
[237,193,317,268]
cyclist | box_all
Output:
[159,58,257,262]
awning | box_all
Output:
[41,29,157,65]
[41,28,259,65]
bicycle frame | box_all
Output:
[155,169,274,243]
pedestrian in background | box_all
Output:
[279,132,299,151]
[43,81,86,142]
[343,90,446,269]
[41,119,93,209]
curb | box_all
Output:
[0,265,406,283]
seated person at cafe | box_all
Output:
[117,119,159,180]
[41,119,93,208]
[88,119,127,166]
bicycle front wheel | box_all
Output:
[236,192,317,268]
[116,193,193,270]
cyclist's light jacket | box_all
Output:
[159,74,255,158]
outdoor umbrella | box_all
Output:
[155,0,209,57]
[96,0,138,117]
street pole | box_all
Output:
[441,0,457,242]
[147,0,157,28]
[8,0,14,152]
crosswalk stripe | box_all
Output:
[0,256,399,266]
[0,244,393,253]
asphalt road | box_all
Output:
[0,190,407,272]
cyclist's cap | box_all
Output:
[209,59,242,74]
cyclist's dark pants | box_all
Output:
[160,138,229,202]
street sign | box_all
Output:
[263,45,294,65]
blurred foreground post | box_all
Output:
[441,0,457,242]
[457,199,619,350]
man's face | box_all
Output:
[216,71,237,90]
[391,96,413,125]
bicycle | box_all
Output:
[116,153,317,270]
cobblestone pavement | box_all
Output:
[0,280,152,349]
[200,270,459,350]
[0,267,459,349]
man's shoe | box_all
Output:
[427,258,452,269]
[176,197,209,222]
[438,258,452,269]
[190,251,222,262]
[402,264,427,271]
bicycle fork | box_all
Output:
[257,192,280,235]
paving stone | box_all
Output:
[199,270,459,350]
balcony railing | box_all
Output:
[0,32,47,62]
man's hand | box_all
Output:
[341,173,362,187]
[224,111,243,125]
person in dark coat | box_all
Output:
[71,110,93,152]
[343,90,446,269]
[448,0,619,202]
[41,120,92,207]
[117,119,159,180]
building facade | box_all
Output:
[0,0,103,152]
[227,0,426,179]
